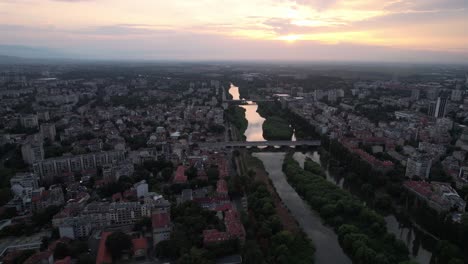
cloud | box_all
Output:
[385,0,468,12]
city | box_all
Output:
[0,63,467,264]
[1,0,468,264]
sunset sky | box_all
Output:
[0,0,467,62]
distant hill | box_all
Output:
[0,54,26,64]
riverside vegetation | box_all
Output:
[283,153,414,264]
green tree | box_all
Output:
[105,232,132,261]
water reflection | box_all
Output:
[240,103,266,142]
[229,83,240,100]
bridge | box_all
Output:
[196,140,321,148]
[224,99,275,104]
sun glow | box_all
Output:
[279,34,301,43]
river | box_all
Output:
[228,83,434,264]
[229,83,351,264]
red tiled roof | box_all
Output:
[132,237,148,251]
[173,165,187,184]
[216,180,228,195]
[152,212,171,229]
[225,210,245,241]
[214,203,233,212]
[404,181,432,197]
[203,229,230,244]
[55,256,72,264]
[96,232,113,264]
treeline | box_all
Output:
[320,136,468,263]
[243,180,315,264]
[262,116,293,140]
[256,102,292,140]
[283,153,411,264]
[225,106,248,138]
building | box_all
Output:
[426,88,439,100]
[410,89,420,101]
[403,181,466,213]
[31,185,65,212]
[96,232,113,264]
[21,141,44,165]
[203,209,245,246]
[20,114,39,128]
[10,172,39,189]
[173,165,187,184]
[40,123,56,141]
[132,237,148,260]
[451,89,463,102]
[152,212,171,246]
[32,150,126,183]
[54,194,170,239]
[102,162,134,183]
[428,97,447,118]
[405,152,432,179]
[134,180,149,198]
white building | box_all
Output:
[405,152,433,179]
[21,141,44,165]
[134,180,149,198]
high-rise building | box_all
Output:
[426,88,439,100]
[451,89,463,102]
[21,141,44,165]
[410,89,420,101]
[405,152,432,179]
[40,123,56,141]
[428,97,447,118]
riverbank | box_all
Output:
[233,149,315,263]
[283,153,412,264]
[237,149,300,232]
[254,152,351,264]
[225,106,247,140]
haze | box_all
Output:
[0,0,467,63]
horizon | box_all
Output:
[1,0,468,63]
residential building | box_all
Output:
[152,212,171,246]
[21,141,44,165]
[134,180,148,198]
[404,181,466,213]
[40,123,56,141]
[32,150,125,183]
[405,152,433,179]
[20,114,38,128]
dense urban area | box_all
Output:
[0,62,468,264]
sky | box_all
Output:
[0,0,467,63]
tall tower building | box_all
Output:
[428,97,447,118]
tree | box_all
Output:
[54,242,70,260]
[178,247,213,264]
[105,232,132,261]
